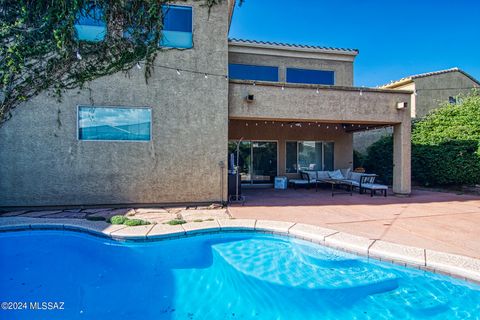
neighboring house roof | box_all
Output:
[228,38,359,55]
[381,68,480,89]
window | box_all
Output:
[286,68,334,85]
[74,7,107,42]
[123,5,192,48]
[285,141,334,172]
[228,64,279,82]
[160,5,193,48]
[78,106,152,141]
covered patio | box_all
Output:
[228,80,412,194]
[228,188,480,259]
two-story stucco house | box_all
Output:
[0,0,412,208]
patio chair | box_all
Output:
[289,170,318,190]
[359,175,388,197]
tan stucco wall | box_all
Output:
[228,120,353,178]
[0,1,229,207]
[228,52,354,86]
[229,82,412,124]
[414,72,479,118]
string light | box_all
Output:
[316,88,320,94]
[281,86,285,91]
[136,62,141,70]
[204,73,208,79]
[76,51,82,60]
[176,69,181,75]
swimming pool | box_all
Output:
[1,230,479,319]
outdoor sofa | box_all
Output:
[289,169,388,196]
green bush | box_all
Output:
[364,90,480,186]
[109,215,128,225]
[165,219,186,225]
[364,136,393,184]
[124,219,150,226]
[353,150,366,169]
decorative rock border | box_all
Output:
[0,217,479,284]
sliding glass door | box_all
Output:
[228,141,278,184]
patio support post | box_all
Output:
[392,120,411,195]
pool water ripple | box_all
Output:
[0,230,479,319]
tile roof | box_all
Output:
[228,38,359,54]
[381,68,480,88]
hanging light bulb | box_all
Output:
[359,90,363,96]
[76,51,82,60]
[281,86,285,91]
[335,126,338,130]
[176,69,181,75]
[255,123,258,126]
[246,123,249,126]
[316,88,320,94]
[253,82,256,86]
[414,90,418,96]
[225,75,229,80]
[326,125,329,129]
[136,62,141,70]
[204,74,208,79]
[264,121,267,124]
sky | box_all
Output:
[229,0,480,87]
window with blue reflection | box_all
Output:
[228,64,279,82]
[286,68,335,85]
[78,106,151,141]
[160,5,193,48]
[74,7,106,42]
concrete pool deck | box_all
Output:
[228,188,480,260]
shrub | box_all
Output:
[109,215,128,225]
[165,219,186,225]
[364,90,480,186]
[124,219,150,226]
[364,136,393,184]
[353,150,366,169]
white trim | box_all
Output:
[76,105,153,143]
[229,42,357,62]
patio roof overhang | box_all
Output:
[228,80,412,125]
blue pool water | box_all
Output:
[1,231,479,319]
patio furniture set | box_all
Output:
[288,169,388,197]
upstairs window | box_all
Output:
[74,7,107,42]
[78,106,152,141]
[286,68,335,85]
[228,64,279,82]
[160,5,193,49]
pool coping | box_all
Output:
[1,217,479,284]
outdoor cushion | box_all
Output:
[329,170,344,180]
[361,183,388,190]
[289,179,309,185]
[316,171,329,180]
[306,171,317,181]
[349,172,363,182]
